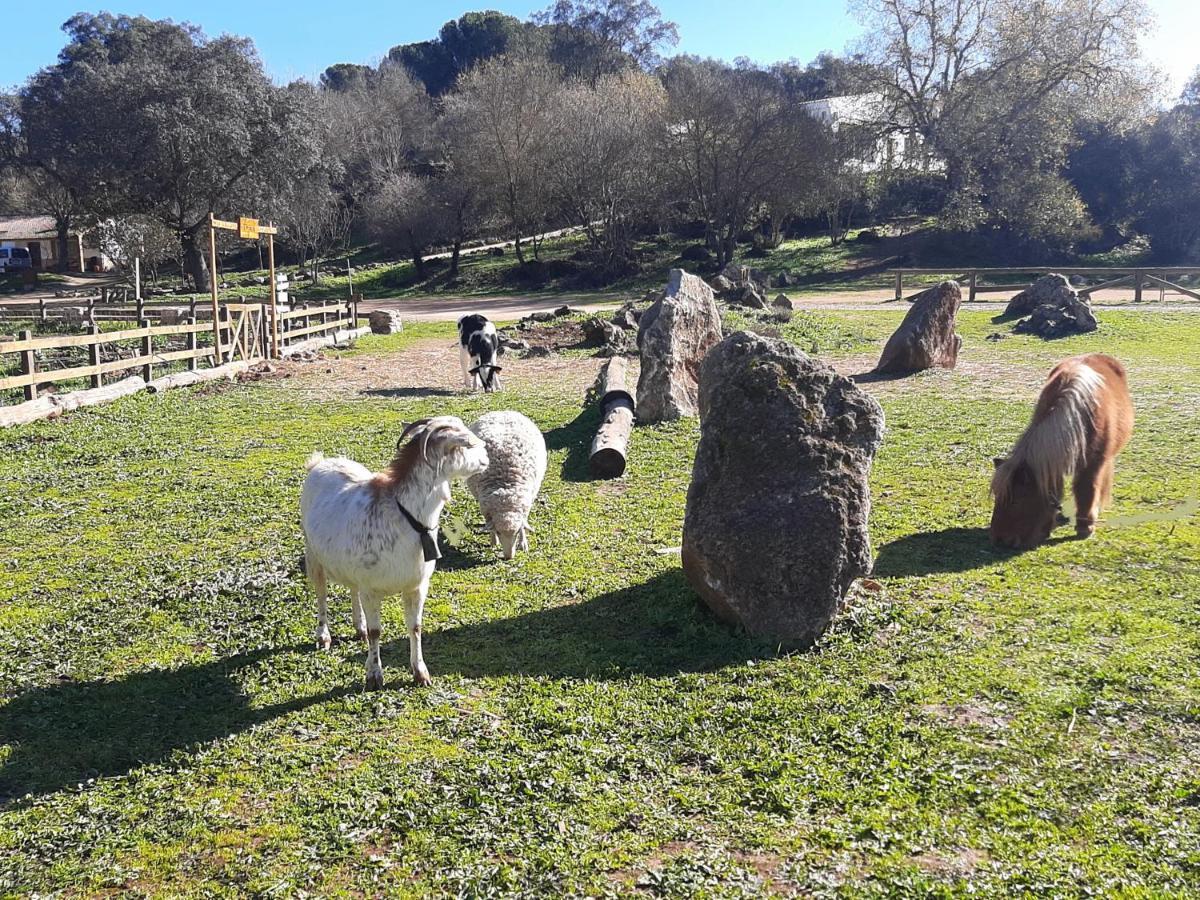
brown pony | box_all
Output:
[990,353,1133,549]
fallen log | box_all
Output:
[281,325,371,358]
[589,356,635,478]
[55,375,147,413]
[0,395,61,428]
[145,360,252,393]
[0,375,147,428]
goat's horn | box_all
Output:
[397,418,432,452]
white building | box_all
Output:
[799,93,937,173]
[0,215,112,272]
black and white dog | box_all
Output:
[458,314,502,392]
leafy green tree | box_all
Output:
[18,14,321,289]
[319,63,376,93]
[534,0,678,81]
[853,0,1152,248]
[388,12,528,96]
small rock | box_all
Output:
[368,310,403,335]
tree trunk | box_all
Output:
[55,220,72,273]
[450,238,461,277]
[514,232,526,265]
[181,227,211,292]
[408,231,426,279]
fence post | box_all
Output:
[188,298,197,320]
[1133,270,1144,303]
[218,307,230,363]
[968,271,978,302]
[19,329,37,401]
[38,297,46,323]
[894,271,903,301]
[140,318,154,382]
[86,295,95,324]
[186,318,199,371]
[136,293,145,321]
[88,323,102,388]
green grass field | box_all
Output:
[1,310,1198,896]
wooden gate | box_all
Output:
[223,303,267,362]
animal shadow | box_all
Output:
[389,569,771,681]
[0,645,348,804]
[361,387,459,399]
[873,526,1018,577]
[542,403,604,482]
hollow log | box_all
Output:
[589,357,635,478]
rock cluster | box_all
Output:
[1006,274,1098,338]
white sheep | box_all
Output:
[466,411,547,559]
[301,416,489,689]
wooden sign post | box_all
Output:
[208,213,280,361]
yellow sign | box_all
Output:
[238,217,259,240]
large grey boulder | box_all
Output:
[682,331,885,648]
[636,269,723,422]
[875,280,963,373]
[1004,273,1074,318]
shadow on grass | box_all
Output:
[0,646,351,805]
[410,569,770,681]
[543,403,603,482]
[873,526,1018,577]
[0,572,765,803]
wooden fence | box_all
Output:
[889,267,1200,302]
[1,296,362,403]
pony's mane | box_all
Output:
[992,361,1104,502]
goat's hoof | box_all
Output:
[316,631,332,651]
[365,669,385,691]
[412,666,432,688]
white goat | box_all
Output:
[466,411,548,559]
[301,417,489,689]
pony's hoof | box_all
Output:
[365,668,385,691]
[1076,523,1095,539]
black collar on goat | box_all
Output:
[395,498,442,561]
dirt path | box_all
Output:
[279,335,615,402]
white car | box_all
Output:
[0,246,33,273]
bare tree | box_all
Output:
[282,174,354,283]
[661,58,823,266]
[542,70,666,269]
[442,53,562,264]
[363,173,449,279]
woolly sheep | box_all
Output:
[466,411,547,559]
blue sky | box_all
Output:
[2,0,1195,95]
